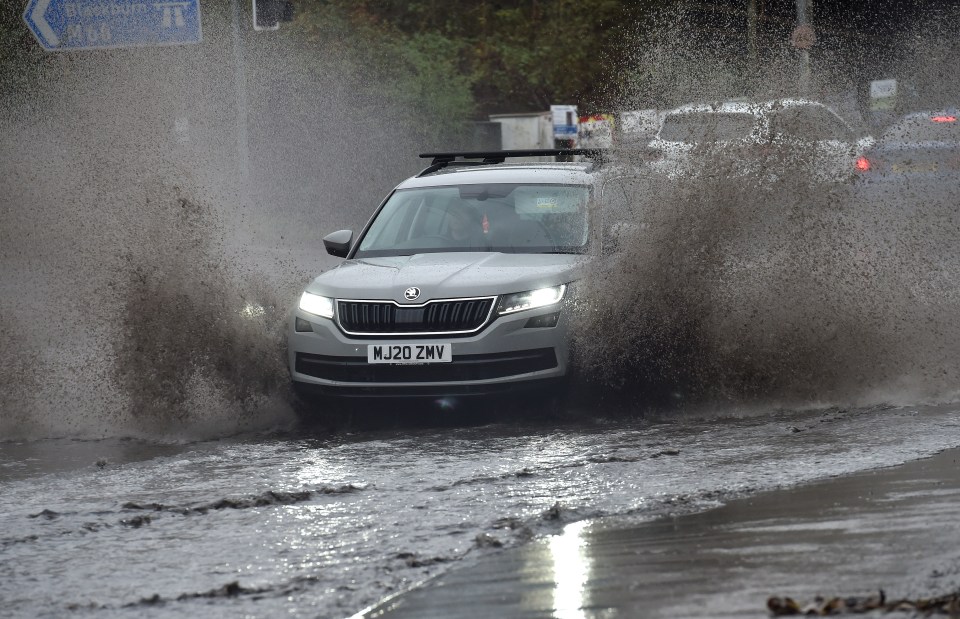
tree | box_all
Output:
[296,0,654,116]
[0,4,51,105]
[295,2,476,140]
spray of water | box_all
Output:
[0,315,39,436]
[572,5,960,411]
[574,167,955,407]
[2,3,959,435]
[110,181,295,435]
[0,5,444,439]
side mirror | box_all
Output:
[323,230,353,258]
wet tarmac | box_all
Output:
[2,403,960,618]
[361,436,960,619]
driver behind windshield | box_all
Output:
[446,203,487,248]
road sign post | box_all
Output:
[793,0,813,95]
[23,0,203,51]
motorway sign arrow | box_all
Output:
[23,0,202,51]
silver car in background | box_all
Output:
[288,150,601,405]
[646,99,872,182]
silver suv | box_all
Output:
[288,150,600,403]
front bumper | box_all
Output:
[287,304,570,397]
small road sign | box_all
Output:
[790,24,816,50]
[551,104,578,140]
[23,0,202,51]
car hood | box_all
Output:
[306,252,584,303]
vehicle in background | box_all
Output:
[488,112,556,162]
[617,109,663,147]
[855,110,960,185]
[579,114,615,149]
[645,99,872,183]
[288,150,606,410]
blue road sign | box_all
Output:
[23,0,202,51]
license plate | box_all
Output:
[367,342,452,364]
[892,162,938,173]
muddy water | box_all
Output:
[2,403,959,618]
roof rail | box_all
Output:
[416,149,606,177]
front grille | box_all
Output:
[337,298,495,335]
[295,348,558,383]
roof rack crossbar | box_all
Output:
[416,149,606,177]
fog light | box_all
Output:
[295,317,313,332]
[524,312,560,329]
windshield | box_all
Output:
[354,183,591,257]
[658,112,758,143]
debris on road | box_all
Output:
[767,589,960,615]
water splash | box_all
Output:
[573,148,960,410]
[111,182,295,436]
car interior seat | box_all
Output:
[482,200,554,249]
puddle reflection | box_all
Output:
[549,520,592,619]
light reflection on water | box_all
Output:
[550,520,592,619]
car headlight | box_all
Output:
[299,291,335,319]
[497,285,566,315]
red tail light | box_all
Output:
[855,156,871,172]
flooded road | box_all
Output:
[3,402,960,618]
[3,5,960,617]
